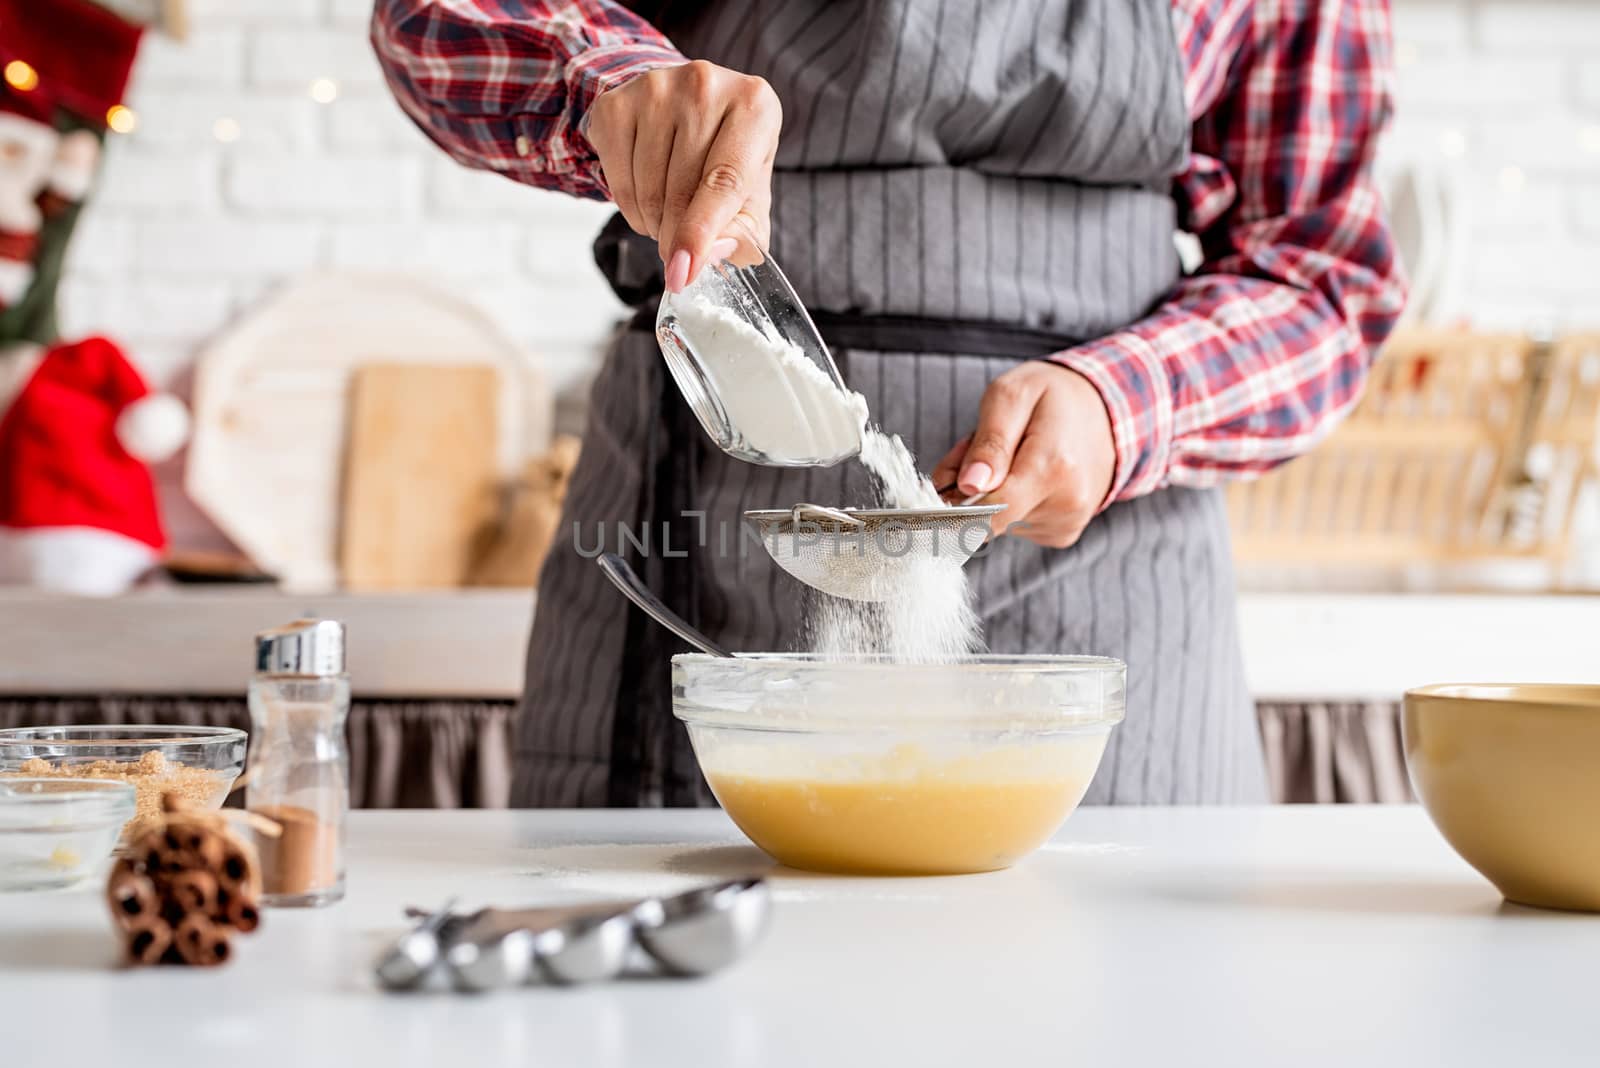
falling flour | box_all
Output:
[804,424,985,664]
[674,293,983,662]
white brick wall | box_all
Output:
[186,0,322,21]
[224,155,426,216]
[1388,0,1600,331]
[57,0,1600,406]
[246,28,387,91]
[130,91,320,151]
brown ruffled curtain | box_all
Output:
[1257,700,1412,803]
[2,697,1408,806]
[0,697,513,809]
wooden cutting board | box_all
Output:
[340,364,499,590]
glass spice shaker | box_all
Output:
[247,619,349,908]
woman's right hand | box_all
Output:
[587,60,781,293]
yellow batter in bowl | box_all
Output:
[674,653,1125,877]
[706,737,1105,875]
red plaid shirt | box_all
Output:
[373,0,1405,503]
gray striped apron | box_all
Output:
[514,0,1268,808]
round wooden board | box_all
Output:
[185,271,552,592]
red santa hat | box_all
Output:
[0,336,189,594]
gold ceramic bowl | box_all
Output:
[1404,684,1600,912]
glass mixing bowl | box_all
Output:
[673,654,1125,875]
[0,778,136,891]
[0,726,247,840]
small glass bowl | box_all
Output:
[0,778,137,891]
[673,654,1126,875]
[655,249,860,467]
[0,726,247,839]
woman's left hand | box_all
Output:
[930,362,1117,548]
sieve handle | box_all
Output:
[789,503,865,527]
[935,482,990,507]
[596,553,735,658]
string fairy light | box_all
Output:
[4,59,39,92]
[106,104,138,134]
[308,78,339,104]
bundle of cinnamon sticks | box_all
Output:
[105,792,269,966]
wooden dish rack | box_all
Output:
[1226,330,1600,568]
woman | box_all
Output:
[373,0,1405,807]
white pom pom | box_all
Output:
[115,394,191,463]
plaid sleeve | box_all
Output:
[371,0,685,200]
[1052,0,1407,503]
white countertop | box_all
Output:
[4,587,1600,700]
[2,807,1594,1067]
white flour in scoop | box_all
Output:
[672,297,867,463]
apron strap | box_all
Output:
[627,305,1083,359]
[807,310,1082,359]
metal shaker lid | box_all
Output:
[255,619,346,676]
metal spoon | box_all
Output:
[374,896,460,991]
[596,553,733,658]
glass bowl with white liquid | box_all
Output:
[0,778,136,891]
[655,249,863,467]
[673,653,1126,875]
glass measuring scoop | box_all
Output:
[655,230,863,467]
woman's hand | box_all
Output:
[587,60,781,292]
[931,363,1117,548]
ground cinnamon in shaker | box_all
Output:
[247,620,351,907]
[251,803,340,896]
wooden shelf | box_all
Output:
[0,587,535,699]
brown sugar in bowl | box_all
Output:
[1403,684,1600,912]
[0,726,246,842]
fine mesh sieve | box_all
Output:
[743,503,1005,602]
